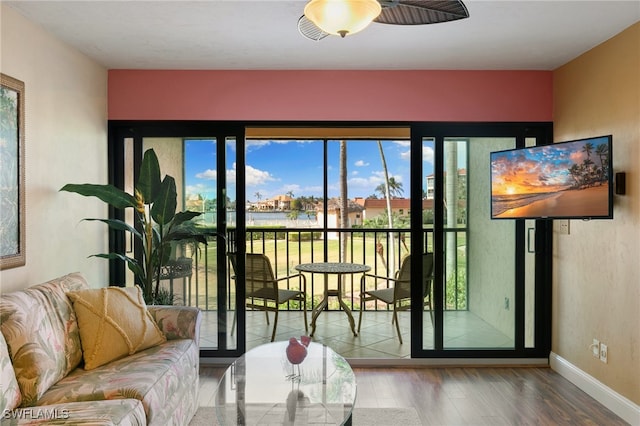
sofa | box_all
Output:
[0,272,201,425]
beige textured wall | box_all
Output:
[0,5,108,293]
[468,138,516,339]
[142,138,185,209]
[553,22,640,404]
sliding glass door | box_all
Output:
[109,121,552,359]
[412,124,552,357]
[110,123,244,357]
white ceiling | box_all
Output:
[6,0,640,70]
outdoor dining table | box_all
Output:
[294,262,371,337]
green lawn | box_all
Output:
[181,232,467,311]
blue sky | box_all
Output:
[184,139,437,201]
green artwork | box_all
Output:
[0,73,25,269]
[0,86,19,256]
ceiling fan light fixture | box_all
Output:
[304,0,382,38]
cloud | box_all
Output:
[195,166,235,183]
[354,160,369,167]
[246,139,317,152]
[423,146,435,164]
[278,184,301,194]
[304,185,323,193]
[185,183,215,197]
[348,171,403,189]
[227,165,236,184]
[246,164,277,186]
[348,177,378,188]
[195,169,216,180]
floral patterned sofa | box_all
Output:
[0,272,201,425]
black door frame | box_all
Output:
[410,122,553,359]
[108,121,246,358]
[109,120,552,360]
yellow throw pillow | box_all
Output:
[68,286,166,370]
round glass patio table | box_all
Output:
[294,262,371,337]
[213,341,357,425]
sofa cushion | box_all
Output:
[68,286,166,370]
[0,331,21,412]
[0,272,88,406]
[148,305,201,341]
[36,339,199,425]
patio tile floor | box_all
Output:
[198,310,514,358]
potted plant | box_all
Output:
[61,149,207,304]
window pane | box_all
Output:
[245,139,323,227]
[445,137,515,349]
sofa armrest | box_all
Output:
[147,305,201,343]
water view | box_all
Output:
[198,211,319,227]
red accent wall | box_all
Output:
[108,70,552,121]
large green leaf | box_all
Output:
[165,230,208,245]
[91,252,136,263]
[172,210,202,227]
[91,253,145,282]
[158,248,171,266]
[60,184,136,209]
[83,218,142,239]
[151,175,177,225]
[138,149,162,204]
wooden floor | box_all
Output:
[199,366,627,425]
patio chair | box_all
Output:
[228,252,308,342]
[357,253,434,344]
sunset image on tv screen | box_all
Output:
[491,136,611,219]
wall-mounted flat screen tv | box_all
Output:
[491,135,613,220]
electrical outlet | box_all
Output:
[600,343,608,363]
[558,220,570,235]
[592,339,600,358]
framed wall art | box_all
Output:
[1,73,26,269]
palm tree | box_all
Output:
[254,191,262,201]
[375,177,403,198]
[568,164,581,188]
[595,143,609,181]
[287,209,299,222]
[377,141,396,276]
[339,140,348,263]
[583,158,596,185]
[582,142,594,159]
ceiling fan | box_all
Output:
[298,0,469,41]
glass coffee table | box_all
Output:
[213,341,357,425]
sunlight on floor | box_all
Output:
[198,310,513,358]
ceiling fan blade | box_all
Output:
[298,15,330,41]
[375,0,469,25]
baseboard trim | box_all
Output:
[201,356,549,368]
[346,357,548,367]
[549,352,640,425]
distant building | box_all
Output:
[360,198,434,221]
[425,169,466,199]
[255,194,292,211]
[185,195,204,212]
[316,198,364,238]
